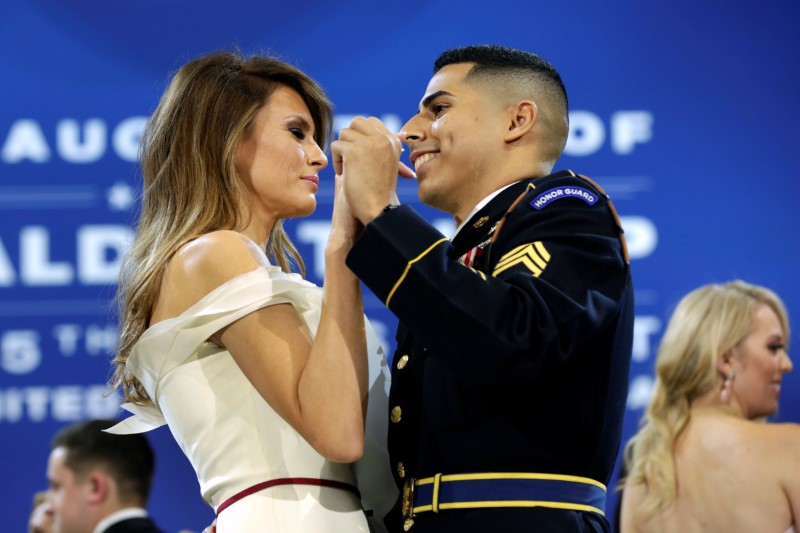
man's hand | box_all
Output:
[331,117,414,224]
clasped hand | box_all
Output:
[330,117,415,225]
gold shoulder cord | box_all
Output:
[574,173,630,265]
[488,182,537,248]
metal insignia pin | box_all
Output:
[473,216,489,228]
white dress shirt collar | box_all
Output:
[451,181,522,240]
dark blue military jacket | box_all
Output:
[347,170,634,532]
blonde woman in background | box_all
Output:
[620,280,798,532]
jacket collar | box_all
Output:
[450,179,531,255]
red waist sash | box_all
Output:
[216,477,361,516]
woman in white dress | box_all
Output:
[620,281,798,533]
[107,51,397,532]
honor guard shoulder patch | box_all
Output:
[493,241,550,277]
[530,186,598,210]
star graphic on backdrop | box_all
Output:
[106,182,135,211]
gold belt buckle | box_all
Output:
[401,477,416,531]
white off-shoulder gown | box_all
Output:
[108,266,397,532]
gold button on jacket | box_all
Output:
[391,406,402,423]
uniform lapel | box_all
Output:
[451,179,533,263]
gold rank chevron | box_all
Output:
[492,241,550,277]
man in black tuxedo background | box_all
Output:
[44,419,165,533]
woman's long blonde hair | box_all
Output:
[110,51,332,404]
[622,280,790,519]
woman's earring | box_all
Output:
[720,369,735,402]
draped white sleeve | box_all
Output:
[106,266,397,521]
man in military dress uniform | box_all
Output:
[332,45,634,532]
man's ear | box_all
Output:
[504,100,537,143]
[86,471,110,505]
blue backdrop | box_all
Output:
[2,1,799,531]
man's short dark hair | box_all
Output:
[52,419,155,504]
[434,44,569,160]
[433,44,568,109]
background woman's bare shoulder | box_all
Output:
[745,421,800,475]
[757,422,800,518]
[748,420,800,439]
[152,231,268,322]
[759,421,800,450]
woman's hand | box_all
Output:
[327,173,363,255]
[331,116,410,224]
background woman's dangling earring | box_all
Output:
[720,369,735,402]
